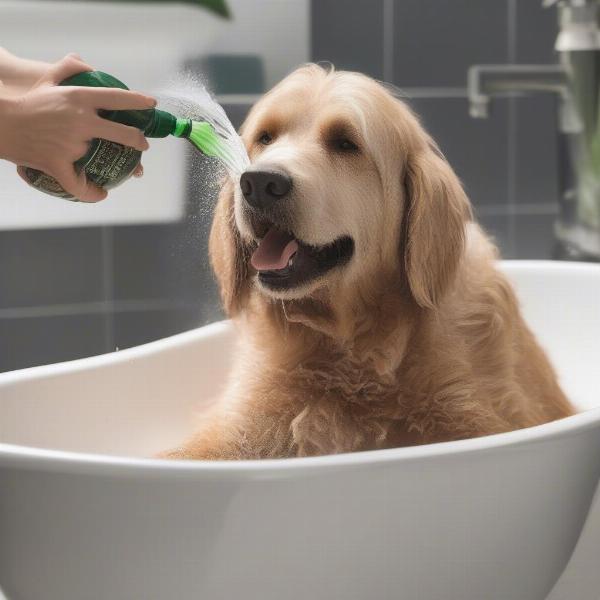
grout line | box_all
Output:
[507,104,518,255]
[217,89,536,102]
[217,89,472,105]
[507,0,517,64]
[506,0,518,256]
[0,298,200,320]
[216,94,262,105]
[100,226,115,352]
[306,0,312,67]
[475,202,559,217]
[397,87,468,98]
[382,0,394,83]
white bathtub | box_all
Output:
[0,261,599,600]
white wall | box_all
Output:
[0,0,225,230]
[0,0,310,230]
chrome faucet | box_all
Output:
[468,0,600,260]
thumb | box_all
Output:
[16,165,32,186]
[50,165,107,202]
[42,53,93,86]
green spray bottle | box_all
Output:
[23,71,227,200]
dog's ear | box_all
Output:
[209,180,251,316]
[402,141,471,309]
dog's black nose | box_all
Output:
[240,170,292,210]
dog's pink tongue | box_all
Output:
[251,228,299,271]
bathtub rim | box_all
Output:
[0,409,599,481]
[0,259,599,481]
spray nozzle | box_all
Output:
[146,107,242,173]
[185,120,230,161]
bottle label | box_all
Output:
[24,140,141,201]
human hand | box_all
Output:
[0,53,156,202]
[0,47,49,96]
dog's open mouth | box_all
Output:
[250,225,354,290]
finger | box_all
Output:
[133,164,144,178]
[51,164,107,202]
[44,54,93,85]
[92,117,149,151]
[82,87,156,111]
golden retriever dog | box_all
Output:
[164,64,574,460]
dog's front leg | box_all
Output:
[158,416,250,460]
[158,401,295,461]
[159,433,288,461]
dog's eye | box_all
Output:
[258,132,273,145]
[333,138,359,153]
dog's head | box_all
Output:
[210,64,471,320]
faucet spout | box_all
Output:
[467,64,568,118]
[467,0,600,260]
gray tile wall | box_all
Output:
[0,149,223,372]
[312,0,562,259]
[0,0,564,372]
[392,0,509,87]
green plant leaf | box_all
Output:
[70,0,231,19]
[145,0,230,18]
